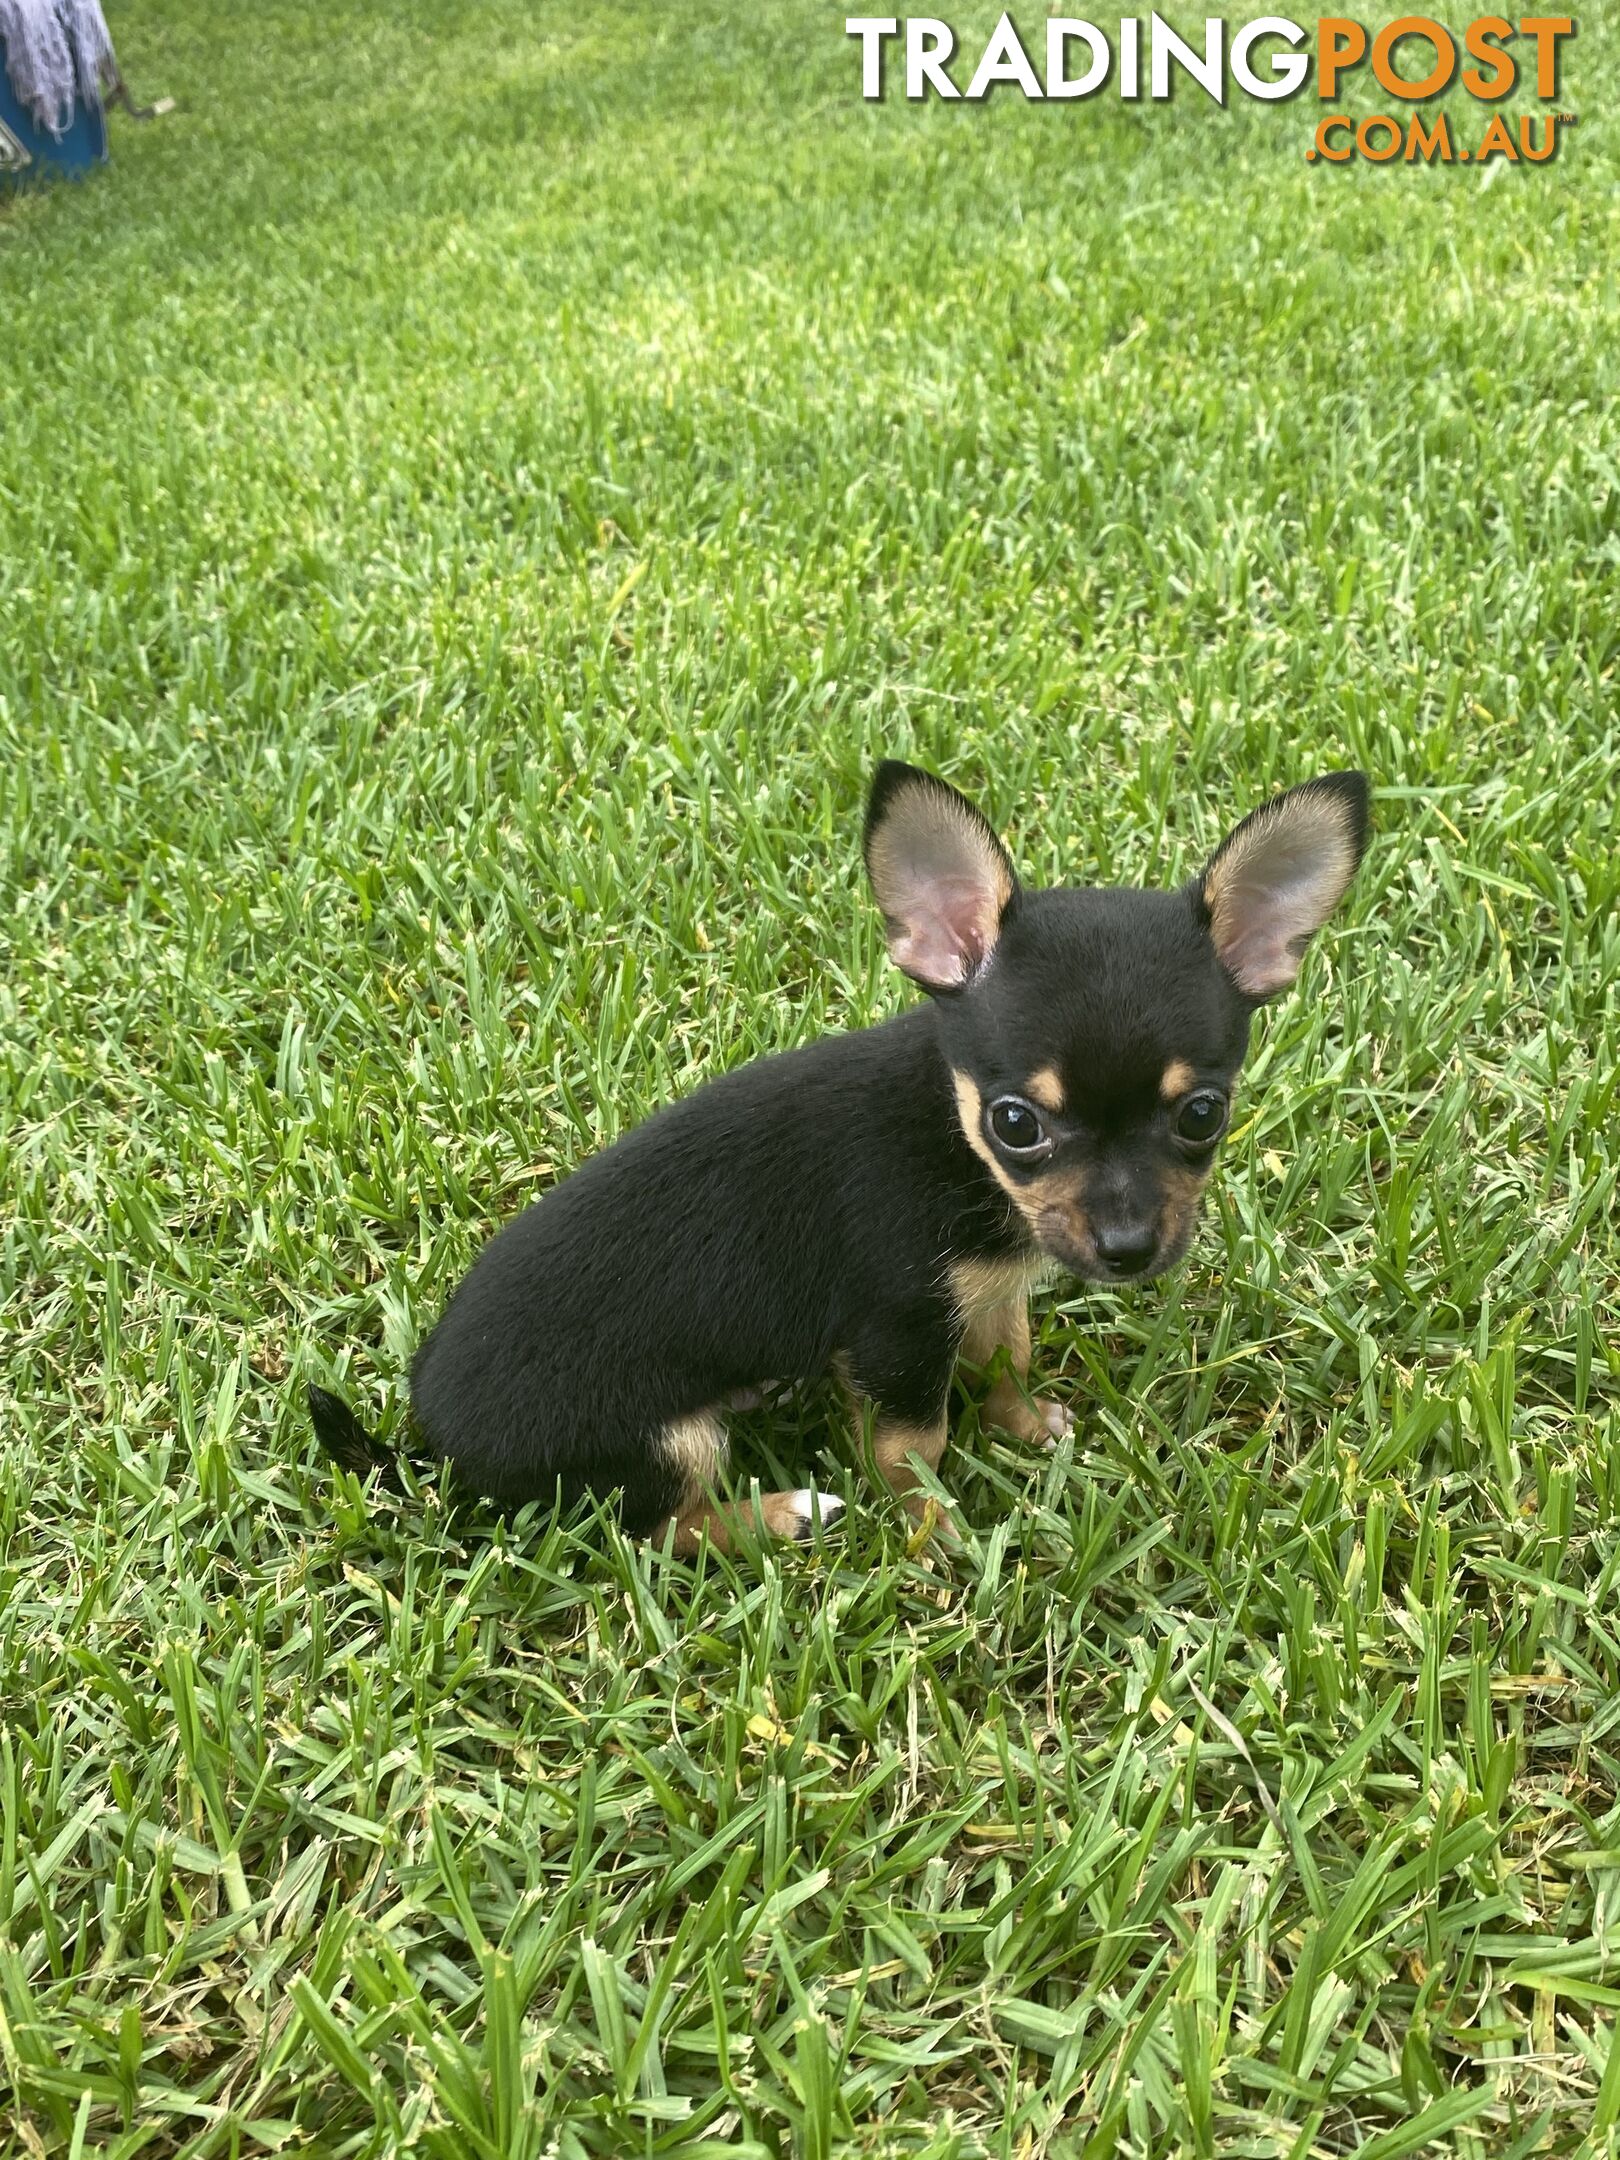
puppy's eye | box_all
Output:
[1175,1090,1227,1146]
[987,1097,1049,1157]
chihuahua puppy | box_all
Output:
[310,761,1368,1553]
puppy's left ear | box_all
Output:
[1197,772,1370,1000]
[864,761,1017,993]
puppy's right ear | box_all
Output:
[863,762,1017,993]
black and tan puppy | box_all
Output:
[310,762,1368,1552]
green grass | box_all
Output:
[3,2,1619,2151]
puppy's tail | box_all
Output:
[307,1383,405,1491]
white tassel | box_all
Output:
[0,0,117,138]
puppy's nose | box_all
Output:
[1094,1224,1158,1277]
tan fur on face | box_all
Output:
[951,1071,1042,1231]
[951,1070,1100,1263]
[1158,1160,1213,1260]
[1024,1066,1065,1113]
[1033,1211,1098,1271]
[1160,1059,1196,1102]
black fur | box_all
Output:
[309,762,1369,1536]
[307,1384,403,1489]
[403,1007,1017,1530]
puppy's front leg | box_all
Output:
[953,1262,1072,1448]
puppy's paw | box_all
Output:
[778,1488,845,1542]
[983,1383,1074,1451]
[1033,1397,1074,1443]
[724,1380,796,1413]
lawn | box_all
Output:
[3,3,1619,2153]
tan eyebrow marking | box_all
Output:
[1024,1066,1065,1113]
[1160,1059,1197,1102]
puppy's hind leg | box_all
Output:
[647,1412,843,1558]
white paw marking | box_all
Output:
[1040,1399,1074,1440]
[725,1379,795,1413]
[787,1488,845,1536]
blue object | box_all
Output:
[0,31,107,181]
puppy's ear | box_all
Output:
[1197,773,1369,1000]
[864,762,1017,993]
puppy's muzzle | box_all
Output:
[1035,1205,1194,1286]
